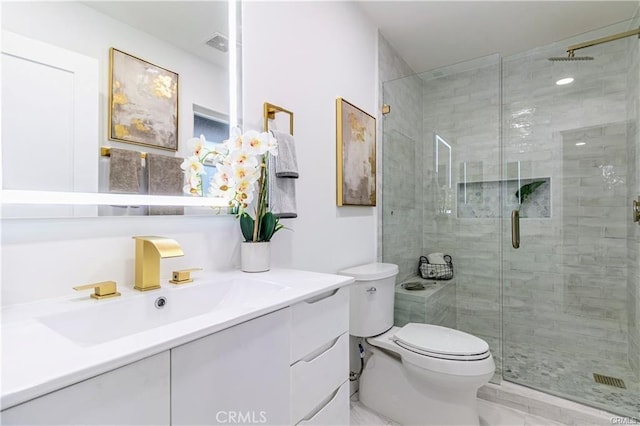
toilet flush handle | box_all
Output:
[366,287,377,294]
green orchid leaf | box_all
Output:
[260,212,277,242]
[239,212,255,242]
[516,180,545,204]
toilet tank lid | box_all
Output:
[338,263,399,281]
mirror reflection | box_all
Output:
[1,1,238,218]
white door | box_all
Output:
[1,31,99,217]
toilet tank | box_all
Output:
[339,263,399,337]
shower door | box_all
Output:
[501,20,640,418]
[382,55,503,382]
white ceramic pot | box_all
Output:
[240,241,270,273]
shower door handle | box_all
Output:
[511,210,520,249]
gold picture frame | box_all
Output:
[108,48,179,151]
[336,97,376,206]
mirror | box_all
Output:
[1,1,241,218]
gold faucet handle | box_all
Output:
[170,268,202,285]
[73,281,121,299]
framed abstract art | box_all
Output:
[109,48,179,151]
[336,97,376,206]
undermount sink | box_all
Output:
[39,278,289,347]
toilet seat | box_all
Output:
[367,326,495,377]
[393,323,491,361]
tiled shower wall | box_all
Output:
[627,14,640,378]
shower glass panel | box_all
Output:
[381,18,639,418]
[501,20,639,418]
[382,55,503,382]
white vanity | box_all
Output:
[0,269,353,425]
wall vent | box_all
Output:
[206,33,228,53]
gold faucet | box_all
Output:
[133,236,184,291]
[73,281,121,299]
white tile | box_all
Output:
[350,400,400,426]
[478,399,526,426]
[350,397,571,426]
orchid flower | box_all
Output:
[181,127,283,242]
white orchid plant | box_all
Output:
[181,128,284,243]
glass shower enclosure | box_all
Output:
[382,19,639,419]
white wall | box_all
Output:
[242,1,378,273]
[1,1,379,305]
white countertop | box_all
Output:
[0,268,354,410]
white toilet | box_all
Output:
[340,263,495,426]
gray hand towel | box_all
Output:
[108,148,142,193]
[146,153,185,216]
[268,154,297,218]
[272,130,299,178]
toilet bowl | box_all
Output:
[360,325,495,425]
[340,263,495,426]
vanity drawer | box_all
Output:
[290,286,349,363]
[290,332,348,423]
[296,381,349,426]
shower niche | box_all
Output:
[457,177,551,219]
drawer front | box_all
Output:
[296,381,349,426]
[291,286,349,363]
[290,332,349,424]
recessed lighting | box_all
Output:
[556,77,574,86]
[575,142,586,146]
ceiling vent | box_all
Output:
[206,33,228,53]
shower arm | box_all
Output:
[566,27,640,58]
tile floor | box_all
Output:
[350,398,567,426]
[503,342,640,419]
